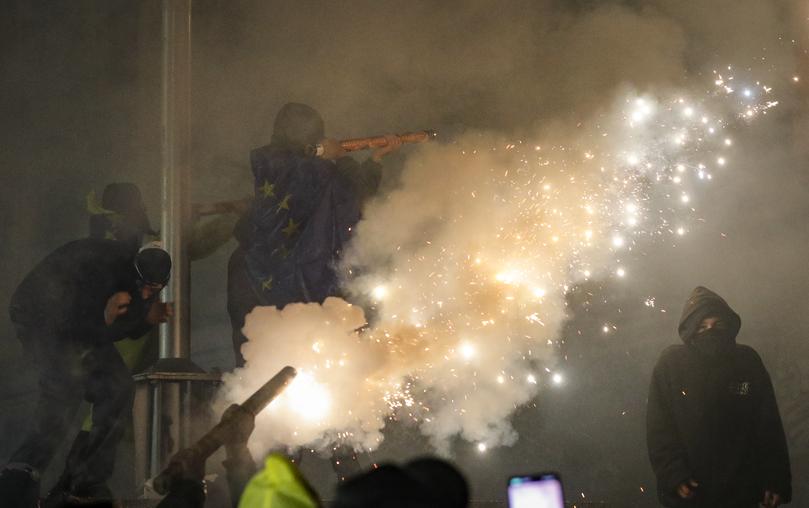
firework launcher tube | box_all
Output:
[152,366,297,494]
[306,129,437,157]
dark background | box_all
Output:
[1,1,807,505]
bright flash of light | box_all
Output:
[459,342,476,360]
[372,285,388,300]
[477,443,488,453]
[495,270,521,285]
[552,372,564,385]
[283,371,331,422]
[616,267,626,278]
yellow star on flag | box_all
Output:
[281,218,300,238]
[272,245,292,259]
[259,180,276,198]
[276,193,291,214]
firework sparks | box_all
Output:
[220,69,786,455]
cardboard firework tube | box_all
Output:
[307,129,437,157]
[152,366,297,494]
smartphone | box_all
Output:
[508,472,565,508]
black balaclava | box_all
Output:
[135,244,172,286]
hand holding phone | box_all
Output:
[508,472,565,508]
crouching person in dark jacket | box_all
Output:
[646,286,791,507]
[0,239,172,505]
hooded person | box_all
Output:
[227,103,401,368]
[646,286,792,508]
[0,239,173,504]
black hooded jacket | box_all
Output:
[646,287,791,507]
[9,238,155,345]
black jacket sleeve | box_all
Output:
[647,359,692,496]
[222,443,257,507]
[68,288,154,345]
[155,479,206,508]
[753,362,792,501]
[335,156,383,204]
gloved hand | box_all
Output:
[221,404,255,447]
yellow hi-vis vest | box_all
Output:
[238,453,319,508]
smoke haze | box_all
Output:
[1,0,808,504]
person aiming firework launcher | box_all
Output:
[305,129,437,157]
[152,366,297,494]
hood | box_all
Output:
[270,103,325,154]
[678,286,741,344]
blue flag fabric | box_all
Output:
[245,146,378,308]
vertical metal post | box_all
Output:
[149,382,164,478]
[160,0,192,360]
[148,0,196,481]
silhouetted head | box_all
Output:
[271,103,325,153]
[333,457,468,508]
[88,182,156,253]
[678,286,741,343]
[678,286,741,356]
[134,242,171,299]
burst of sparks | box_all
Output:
[249,66,786,453]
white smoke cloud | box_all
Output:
[215,0,805,458]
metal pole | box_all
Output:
[160,0,192,359]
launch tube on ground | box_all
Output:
[152,366,297,494]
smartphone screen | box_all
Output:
[508,473,565,508]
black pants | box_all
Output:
[11,326,134,490]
